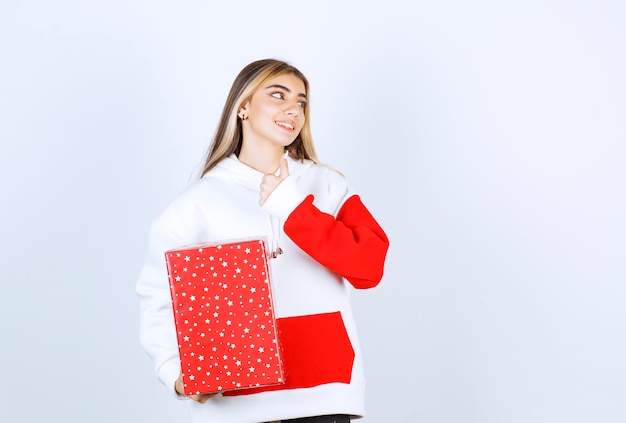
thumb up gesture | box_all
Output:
[260,152,289,206]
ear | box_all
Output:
[238,101,250,119]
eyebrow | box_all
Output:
[265,84,307,99]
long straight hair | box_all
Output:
[200,59,319,177]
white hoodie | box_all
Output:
[136,154,389,423]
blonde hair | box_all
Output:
[200,59,319,177]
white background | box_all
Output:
[1,1,625,422]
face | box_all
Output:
[239,73,307,149]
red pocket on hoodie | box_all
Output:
[224,311,355,396]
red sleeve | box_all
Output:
[283,194,389,289]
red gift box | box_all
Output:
[164,238,284,395]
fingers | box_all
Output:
[190,393,217,403]
[259,153,289,206]
[175,373,185,396]
[259,174,279,206]
[176,372,217,403]
[278,151,290,178]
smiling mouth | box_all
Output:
[275,121,294,131]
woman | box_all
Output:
[136,58,389,423]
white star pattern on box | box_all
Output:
[166,239,284,395]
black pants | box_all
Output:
[264,415,350,423]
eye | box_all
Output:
[298,101,307,109]
[271,92,284,100]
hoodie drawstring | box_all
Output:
[269,215,283,259]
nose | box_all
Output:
[284,100,300,117]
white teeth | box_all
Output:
[276,121,293,130]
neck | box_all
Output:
[238,142,284,174]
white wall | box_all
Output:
[1,1,625,422]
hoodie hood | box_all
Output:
[207,154,314,190]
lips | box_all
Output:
[275,120,295,131]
